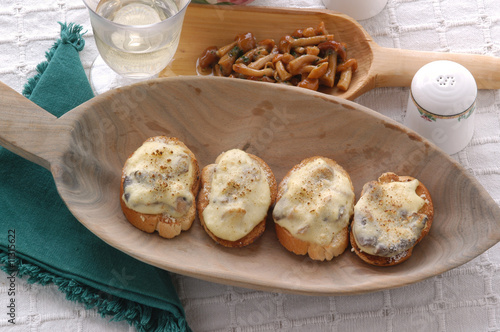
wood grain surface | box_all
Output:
[161,4,500,100]
[1,76,500,295]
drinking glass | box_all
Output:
[82,0,190,94]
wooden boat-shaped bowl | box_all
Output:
[1,76,499,295]
[162,4,500,100]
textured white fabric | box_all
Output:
[1,0,499,331]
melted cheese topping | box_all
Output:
[273,158,355,246]
[122,140,194,217]
[202,149,271,241]
[352,179,427,257]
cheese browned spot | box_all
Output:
[273,158,355,246]
[122,140,195,218]
[202,149,272,241]
[352,179,428,257]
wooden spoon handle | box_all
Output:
[372,46,500,89]
[0,81,59,170]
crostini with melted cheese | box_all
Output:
[197,149,277,247]
[272,156,355,261]
[350,172,434,266]
[120,136,200,239]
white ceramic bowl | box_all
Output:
[322,0,388,20]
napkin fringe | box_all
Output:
[23,22,86,99]
[0,253,187,332]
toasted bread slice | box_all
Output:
[120,136,200,239]
[350,172,434,266]
[273,156,355,261]
[197,150,277,247]
[275,224,349,261]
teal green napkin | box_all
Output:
[0,23,190,332]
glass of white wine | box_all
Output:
[83,0,190,94]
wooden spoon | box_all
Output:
[161,4,500,100]
[2,76,500,295]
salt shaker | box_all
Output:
[404,60,477,155]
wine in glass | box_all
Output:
[83,0,190,94]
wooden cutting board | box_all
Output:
[1,77,499,294]
[161,4,500,100]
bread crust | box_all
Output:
[197,152,277,248]
[273,156,354,261]
[120,136,200,239]
[350,172,434,267]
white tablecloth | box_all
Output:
[1,0,499,331]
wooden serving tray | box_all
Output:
[161,4,500,100]
[1,77,499,295]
